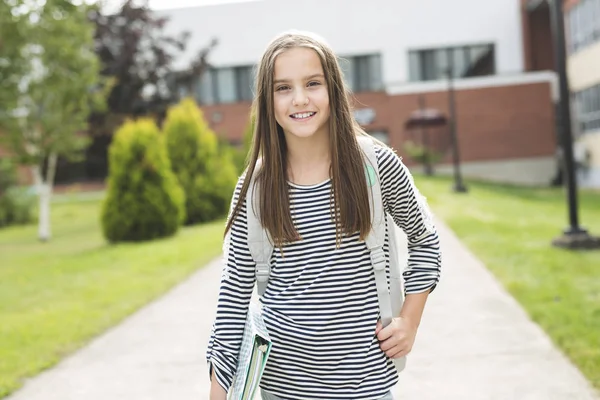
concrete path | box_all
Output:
[6,219,599,400]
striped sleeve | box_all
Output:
[377,145,442,294]
[206,175,256,392]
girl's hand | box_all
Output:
[375,317,418,359]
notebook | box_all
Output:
[228,301,272,400]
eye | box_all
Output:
[307,81,321,87]
[275,85,290,92]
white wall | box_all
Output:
[568,40,600,92]
[576,130,600,188]
[568,40,600,188]
[423,156,558,186]
[156,0,525,85]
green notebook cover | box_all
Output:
[228,301,272,400]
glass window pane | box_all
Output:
[579,1,586,46]
[595,0,600,39]
[469,45,487,64]
[196,69,214,105]
[216,67,236,104]
[452,47,468,78]
[250,66,257,96]
[569,10,574,50]
[355,56,371,91]
[571,6,577,51]
[591,85,599,113]
[583,87,591,114]
[410,44,494,82]
[236,66,253,102]
[421,50,436,81]
[368,54,382,90]
[435,49,449,80]
[575,92,583,117]
[339,56,354,91]
[408,51,421,82]
[580,0,593,41]
[576,84,600,133]
[568,8,576,53]
[592,1,596,40]
[583,0,592,45]
[575,3,583,50]
[354,56,364,90]
[466,45,494,77]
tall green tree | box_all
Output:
[0,0,107,241]
[0,0,30,121]
[89,0,218,117]
[72,0,217,183]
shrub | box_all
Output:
[0,158,35,227]
[0,187,36,227]
[403,140,443,176]
[101,118,185,242]
[163,98,236,224]
[0,158,17,194]
[210,144,239,216]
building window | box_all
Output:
[568,0,600,54]
[340,54,383,92]
[234,66,254,102]
[214,68,237,104]
[196,69,214,105]
[408,44,495,82]
[196,65,255,105]
[574,83,600,133]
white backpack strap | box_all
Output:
[356,136,393,327]
[387,213,404,318]
[246,168,273,297]
[357,135,407,373]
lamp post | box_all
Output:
[418,95,433,175]
[446,64,468,193]
[405,106,447,177]
[548,0,600,249]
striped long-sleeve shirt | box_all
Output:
[206,144,442,400]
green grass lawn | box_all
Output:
[415,175,600,390]
[0,194,225,398]
[2,179,599,396]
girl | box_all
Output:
[207,30,441,400]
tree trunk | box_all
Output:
[38,182,51,242]
[32,152,57,242]
[31,164,49,241]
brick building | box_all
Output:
[157,0,562,186]
[564,0,600,188]
[6,0,589,187]
[524,0,600,188]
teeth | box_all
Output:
[292,112,315,119]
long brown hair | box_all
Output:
[225,30,373,248]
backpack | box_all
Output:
[245,135,407,374]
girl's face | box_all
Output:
[272,47,331,143]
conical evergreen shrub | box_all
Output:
[163,98,237,224]
[101,118,185,242]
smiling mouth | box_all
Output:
[290,112,316,120]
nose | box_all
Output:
[292,88,309,107]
